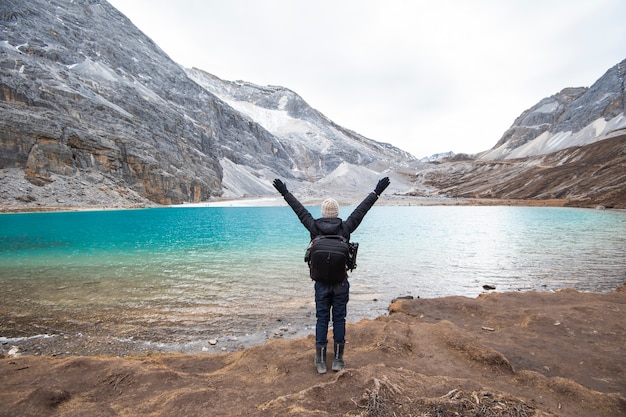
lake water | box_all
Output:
[1,205,625,352]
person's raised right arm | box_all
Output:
[343,177,390,233]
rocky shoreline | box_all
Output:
[0,303,315,358]
[0,194,602,215]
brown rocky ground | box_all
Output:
[415,134,626,209]
[1,286,624,417]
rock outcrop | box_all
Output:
[0,0,230,205]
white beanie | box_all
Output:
[321,198,339,218]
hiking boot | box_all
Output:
[314,345,327,374]
[332,343,345,371]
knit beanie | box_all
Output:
[321,198,339,218]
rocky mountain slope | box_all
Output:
[481,60,626,160]
[185,68,414,199]
[413,134,626,208]
[0,0,411,209]
[404,59,626,209]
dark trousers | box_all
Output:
[314,280,350,346]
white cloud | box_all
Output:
[108,0,626,158]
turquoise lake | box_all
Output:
[1,205,625,352]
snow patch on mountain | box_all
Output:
[220,99,334,153]
[481,114,626,160]
[420,151,455,162]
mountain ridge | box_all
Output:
[186,67,414,198]
[481,61,626,160]
[0,0,413,208]
[0,0,625,210]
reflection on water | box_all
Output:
[1,206,625,350]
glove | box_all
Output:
[273,178,288,196]
[374,177,390,196]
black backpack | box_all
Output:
[304,235,359,284]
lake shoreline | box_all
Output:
[2,281,624,359]
[3,203,625,361]
[2,285,625,417]
[0,196,610,214]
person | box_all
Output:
[272,177,391,374]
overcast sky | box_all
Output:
[107,0,626,158]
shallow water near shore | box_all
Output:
[1,205,625,354]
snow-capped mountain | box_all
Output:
[0,0,412,208]
[186,68,414,198]
[408,59,626,209]
[481,61,626,160]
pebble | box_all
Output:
[208,339,217,345]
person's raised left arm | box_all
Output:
[273,179,318,234]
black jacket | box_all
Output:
[283,191,379,240]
